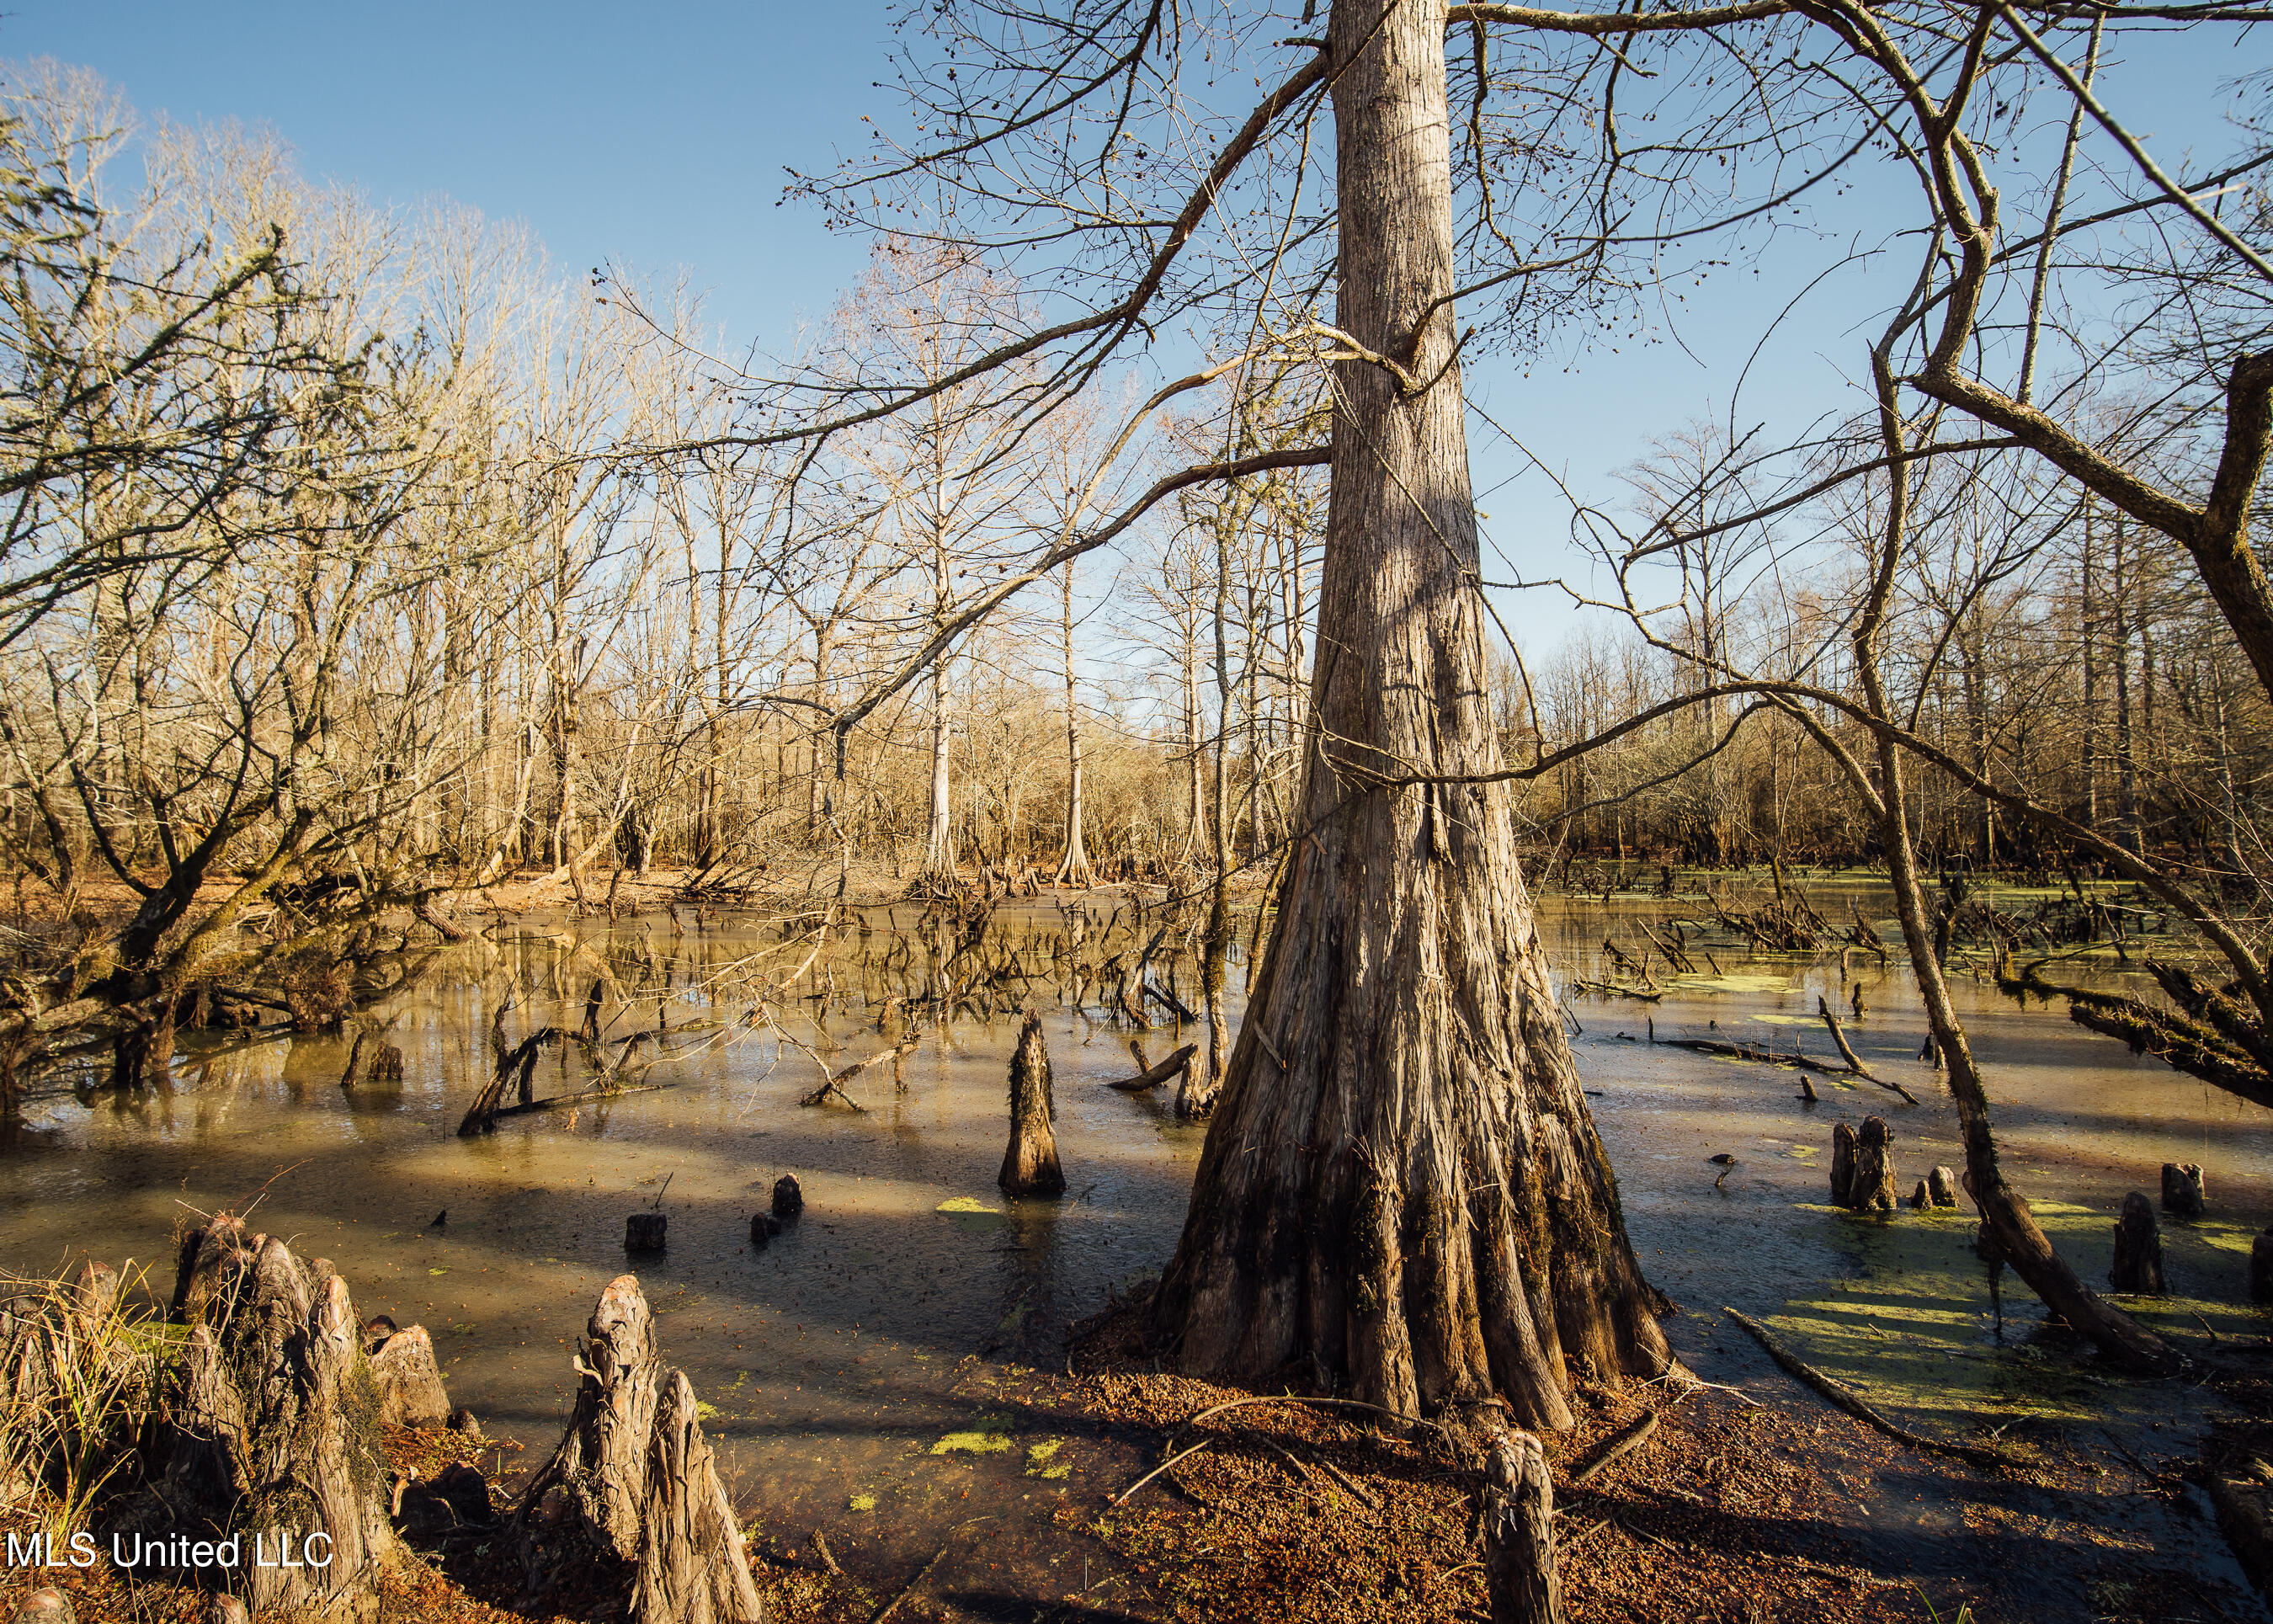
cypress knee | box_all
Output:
[1927,1165,1960,1208]
[625,1213,668,1253]
[2161,1163,2206,1218]
[771,1175,803,1221]
[1830,1123,1857,1206]
[1482,1426,1559,1624]
[114,1220,405,1621]
[1847,1116,1897,1211]
[510,1275,763,1622]
[2111,1193,2164,1294]
[999,1008,1066,1197]
[2252,1229,2273,1303]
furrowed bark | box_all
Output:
[1155,0,1668,1429]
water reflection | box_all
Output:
[0,879,2264,1579]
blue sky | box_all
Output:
[9,4,2264,654]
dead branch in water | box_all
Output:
[1722,1307,2017,1470]
[800,1039,919,1107]
[1106,1041,1195,1091]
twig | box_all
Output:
[1570,1410,1658,1487]
[871,1545,948,1623]
[1166,1392,1458,1452]
[1110,1438,1213,1505]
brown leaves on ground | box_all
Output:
[1059,1367,1928,1624]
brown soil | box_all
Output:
[13,1323,2258,1624]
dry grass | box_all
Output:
[0,1264,179,1541]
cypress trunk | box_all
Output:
[1153,0,1668,1430]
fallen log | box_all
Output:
[1662,1036,1845,1077]
[482,1081,680,1121]
[1568,1409,1658,1488]
[1722,1307,2016,1470]
[1817,995,1877,1078]
[1105,1041,1196,1092]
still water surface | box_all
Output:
[1,881,2265,1608]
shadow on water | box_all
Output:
[0,878,2267,1609]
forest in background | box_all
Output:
[4,53,2265,937]
[2,3,2273,1618]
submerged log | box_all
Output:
[514,1276,761,1623]
[1722,1307,2017,1469]
[999,1009,1065,1197]
[2162,1162,2206,1218]
[1480,1425,1559,1624]
[2111,1192,2165,1294]
[1105,1041,1196,1092]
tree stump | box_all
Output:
[626,1213,668,1253]
[2161,1163,2206,1218]
[2111,1193,2165,1294]
[1845,1116,1897,1211]
[369,1323,454,1428]
[770,1176,803,1221]
[1481,1425,1560,1624]
[1926,1165,1960,1208]
[2252,1230,2273,1303]
[1829,1123,1856,1206]
[998,1008,1065,1197]
[121,1217,405,1621]
[513,1275,763,1624]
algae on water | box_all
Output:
[931,1427,1013,1455]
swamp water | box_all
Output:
[1,881,2268,1616]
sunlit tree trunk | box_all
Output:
[1055,562,1093,885]
[924,664,955,878]
[1157,0,1669,1428]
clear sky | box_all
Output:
[8,4,2262,653]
